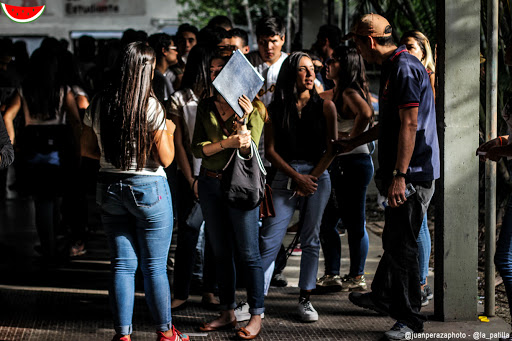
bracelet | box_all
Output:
[191,178,198,189]
[220,141,225,149]
[168,133,174,138]
[499,136,503,146]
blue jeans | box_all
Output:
[260,161,331,293]
[495,192,512,316]
[198,175,264,315]
[416,214,430,285]
[320,154,373,276]
[97,174,174,335]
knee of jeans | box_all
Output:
[139,257,168,277]
[113,257,138,274]
[239,247,262,264]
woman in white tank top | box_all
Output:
[316,46,375,292]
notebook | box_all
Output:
[212,49,265,118]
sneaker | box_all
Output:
[316,274,342,289]
[421,289,429,306]
[270,272,288,287]
[424,284,433,300]
[341,275,367,292]
[157,326,190,341]
[298,298,318,322]
[384,322,414,340]
[234,301,264,322]
[111,336,130,341]
[348,292,388,315]
[69,242,87,257]
[291,243,302,256]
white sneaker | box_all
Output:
[298,299,318,322]
[234,301,264,322]
[384,322,415,340]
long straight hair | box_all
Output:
[400,30,435,73]
[180,44,217,99]
[271,51,317,131]
[331,46,373,115]
[100,41,158,171]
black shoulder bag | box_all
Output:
[213,108,266,210]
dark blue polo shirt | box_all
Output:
[378,45,440,183]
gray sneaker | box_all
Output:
[384,322,415,340]
[297,298,318,322]
[234,301,264,322]
[316,274,342,289]
[341,275,367,292]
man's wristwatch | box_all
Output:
[392,169,407,178]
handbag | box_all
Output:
[212,103,266,210]
[259,183,275,218]
[222,139,267,210]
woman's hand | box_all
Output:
[224,130,251,149]
[293,174,318,196]
[476,138,500,162]
[239,95,253,116]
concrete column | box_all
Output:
[434,0,480,321]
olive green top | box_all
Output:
[192,96,266,171]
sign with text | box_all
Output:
[64,0,145,16]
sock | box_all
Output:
[299,290,310,302]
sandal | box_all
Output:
[237,326,260,340]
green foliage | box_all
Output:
[176,0,288,28]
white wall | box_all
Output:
[0,0,179,41]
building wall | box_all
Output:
[0,0,179,41]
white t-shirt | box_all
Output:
[84,96,167,177]
[253,52,288,107]
[168,88,201,176]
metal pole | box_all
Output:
[484,0,498,317]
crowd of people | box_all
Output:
[1,10,509,341]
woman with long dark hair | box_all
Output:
[316,46,374,292]
[260,51,337,322]
[81,42,188,341]
[192,54,266,340]
[168,44,219,311]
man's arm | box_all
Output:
[387,106,418,207]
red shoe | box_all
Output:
[111,335,130,341]
[156,326,190,341]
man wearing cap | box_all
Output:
[336,13,439,340]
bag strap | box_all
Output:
[224,140,267,176]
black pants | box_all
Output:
[370,181,435,333]
[173,171,216,299]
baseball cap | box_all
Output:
[342,13,392,40]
